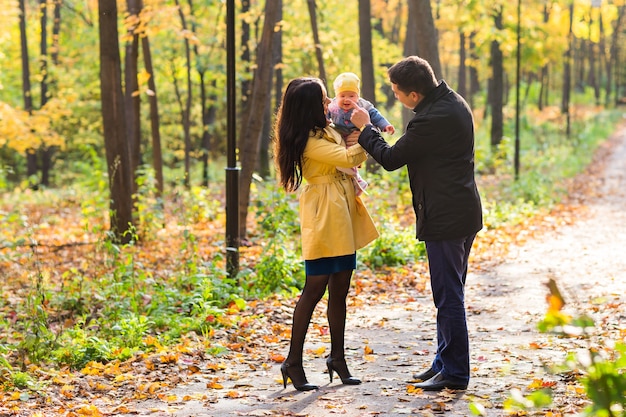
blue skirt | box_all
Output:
[305,253,356,275]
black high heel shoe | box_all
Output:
[280,362,319,391]
[326,357,361,385]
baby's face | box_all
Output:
[336,91,359,110]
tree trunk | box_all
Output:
[402,0,419,129]
[587,8,600,105]
[359,0,376,105]
[40,0,48,108]
[457,32,467,99]
[606,5,625,105]
[241,0,251,105]
[257,0,283,180]
[40,0,56,187]
[19,0,37,186]
[19,0,33,114]
[98,0,135,243]
[407,0,442,79]
[307,0,327,87]
[489,7,504,149]
[141,36,164,198]
[562,3,574,138]
[358,0,380,174]
[468,32,480,108]
[238,0,281,239]
[176,0,193,187]
[52,0,61,65]
[188,0,211,187]
[538,4,550,110]
[125,0,142,195]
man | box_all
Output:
[350,55,483,391]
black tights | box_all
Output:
[285,269,353,366]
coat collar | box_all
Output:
[412,80,450,113]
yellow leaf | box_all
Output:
[270,353,285,363]
[313,346,326,357]
[364,345,374,354]
[207,379,223,389]
[60,384,75,398]
[226,390,243,398]
[76,405,103,416]
[527,379,544,389]
[406,384,422,394]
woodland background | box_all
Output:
[0,0,626,415]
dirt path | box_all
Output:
[122,124,626,417]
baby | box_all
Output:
[328,72,395,196]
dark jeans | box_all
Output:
[425,233,476,383]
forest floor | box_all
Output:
[2,121,625,417]
[109,123,626,417]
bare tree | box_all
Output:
[99,0,135,243]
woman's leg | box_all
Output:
[325,269,361,384]
[327,269,353,360]
[286,274,329,366]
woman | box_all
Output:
[274,77,378,391]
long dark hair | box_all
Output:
[274,78,328,192]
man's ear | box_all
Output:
[410,91,422,105]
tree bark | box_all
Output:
[98,0,135,243]
[407,0,442,79]
[538,4,550,110]
[606,5,625,105]
[187,0,211,187]
[19,0,38,185]
[457,32,467,99]
[175,0,193,187]
[468,32,480,108]
[489,7,504,149]
[358,0,380,174]
[562,3,574,138]
[19,0,33,114]
[125,0,142,195]
[307,0,327,87]
[40,0,48,108]
[241,0,251,105]
[237,0,281,239]
[141,36,164,198]
[258,0,283,179]
[402,0,419,129]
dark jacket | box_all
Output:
[358,81,482,241]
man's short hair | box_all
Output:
[388,56,438,96]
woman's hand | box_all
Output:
[345,130,360,147]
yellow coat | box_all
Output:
[299,127,379,260]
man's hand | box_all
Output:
[349,100,371,130]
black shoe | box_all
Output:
[280,362,319,391]
[412,367,437,382]
[412,372,467,391]
[326,357,361,385]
